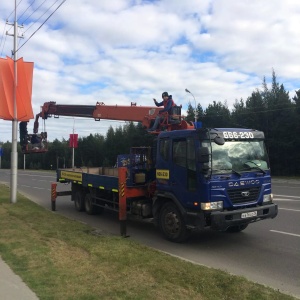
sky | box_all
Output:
[0,0,300,143]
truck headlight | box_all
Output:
[201,201,223,210]
[263,193,273,203]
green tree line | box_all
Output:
[185,71,300,176]
[1,71,299,175]
[0,122,154,170]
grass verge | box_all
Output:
[0,184,296,300]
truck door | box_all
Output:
[170,138,197,207]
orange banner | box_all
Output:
[0,57,34,121]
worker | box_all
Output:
[148,91,176,131]
[31,134,43,150]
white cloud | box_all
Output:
[1,0,299,143]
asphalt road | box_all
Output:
[0,170,299,298]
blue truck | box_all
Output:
[32,102,278,242]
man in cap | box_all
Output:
[148,92,175,132]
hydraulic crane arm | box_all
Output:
[22,100,194,154]
[34,101,162,133]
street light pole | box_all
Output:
[6,0,24,203]
[185,88,197,124]
[10,0,18,203]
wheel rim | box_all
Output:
[85,195,91,211]
[164,211,180,235]
[75,192,85,211]
[75,195,81,209]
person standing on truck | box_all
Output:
[148,91,176,131]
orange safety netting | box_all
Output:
[0,56,34,121]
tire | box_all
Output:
[226,224,248,233]
[159,202,189,243]
[74,191,85,212]
[84,194,96,215]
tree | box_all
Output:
[186,102,195,123]
[1,142,12,168]
[203,100,231,128]
[291,89,300,174]
[46,139,69,169]
[244,90,267,131]
[185,102,204,123]
[259,71,296,174]
[231,98,247,127]
[196,103,204,121]
[104,126,117,166]
[75,134,105,167]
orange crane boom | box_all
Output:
[20,101,194,154]
[34,101,161,133]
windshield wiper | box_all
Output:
[232,169,242,177]
[244,160,266,174]
[213,168,236,177]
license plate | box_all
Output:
[241,211,257,219]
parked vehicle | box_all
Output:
[29,101,278,242]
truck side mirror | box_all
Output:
[198,147,210,163]
[214,135,225,145]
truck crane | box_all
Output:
[19,101,192,153]
[22,100,278,242]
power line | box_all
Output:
[0,25,9,57]
[1,0,31,57]
[17,0,36,22]
[0,23,7,55]
[23,0,60,34]
[15,0,66,53]
[20,0,47,24]
[17,0,66,53]
[0,22,15,57]
[6,0,24,21]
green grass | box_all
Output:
[0,184,297,300]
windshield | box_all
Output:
[208,140,269,175]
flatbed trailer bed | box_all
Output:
[57,167,119,191]
[52,166,151,236]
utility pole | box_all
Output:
[6,0,23,203]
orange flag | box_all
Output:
[0,56,34,121]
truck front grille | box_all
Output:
[228,187,261,204]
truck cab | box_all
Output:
[153,128,277,241]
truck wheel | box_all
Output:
[84,194,96,215]
[226,224,248,233]
[74,191,85,212]
[159,202,189,243]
